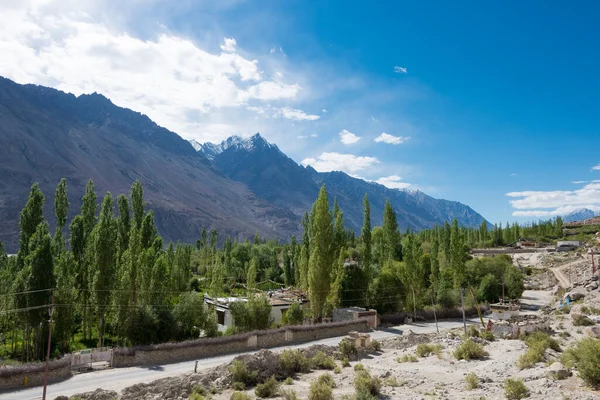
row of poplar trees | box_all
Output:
[0,179,193,361]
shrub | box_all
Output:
[522,331,561,352]
[518,331,561,370]
[481,330,495,341]
[467,325,480,338]
[384,376,399,387]
[333,366,341,374]
[341,357,350,367]
[308,379,334,400]
[188,393,206,400]
[453,339,489,360]
[561,338,600,388]
[191,386,208,396]
[282,302,304,325]
[312,351,336,370]
[339,338,358,359]
[255,376,279,398]
[465,373,479,390]
[280,349,310,375]
[573,314,595,326]
[318,373,336,388]
[284,377,294,385]
[397,354,418,363]
[280,388,299,400]
[354,363,365,371]
[354,369,382,398]
[230,392,252,400]
[371,339,382,352]
[504,378,529,400]
[231,382,246,391]
[229,360,258,386]
[416,343,442,358]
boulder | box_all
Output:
[547,362,570,380]
[584,326,600,338]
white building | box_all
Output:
[204,294,294,332]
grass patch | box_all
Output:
[353,363,366,371]
[465,372,479,390]
[397,354,418,363]
[339,338,358,359]
[416,343,442,358]
[280,388,299,400]
[354,369,382,399]
[573,314,595,326]
[284,377,294,385]
[280,349,310,375]
[561,338,600,388]
[384,376,399,387]
[230,392,252,400]
[341,357,350,368]
[371,339,382,352]
[311,351,336,370]
[504,378,529,400]
[229,360,258,387]
[308,378,333,400]
[453,339,489,360]
[518,331,561,370]
[317,373,336,388]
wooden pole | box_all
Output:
[42,295,55,400]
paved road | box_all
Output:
[2,319,477,400]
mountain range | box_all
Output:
[0,76,488,252]
[561,208,600,223]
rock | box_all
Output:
[584,326,600,338]
[547,362,570,380]
[565,292,585,302]
[70,389,119,400]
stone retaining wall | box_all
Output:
[0,355,71,390]
[113,320,368,368]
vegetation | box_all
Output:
[354,369,382,399]
[465,372,479,390]
[397,354,418,363]
[453,339,489,360]
[518,331,560,370]
[503,378,529,400]
[370,339,382,352]
[311,351,336,370]
[280,388,299,400]
[339,338,358,359]
[572,314,595,326]
[229,360,258,387]
[280,350,310,375]
[416,343,442,358]
[230,392,252,400]
[308,378,333,400]
[317,373,336,388]
[561,338,600,388]
[254,375,279,398]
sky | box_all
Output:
[1,0,599,224]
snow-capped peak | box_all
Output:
[189,133,279,160]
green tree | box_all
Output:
[173,292,210,339]
[131,180,144,229]
[53,178,69,256]
[504,267,524,301]
[80,180,97,340]
[326,248,345,313]
[308,186,334,321]
[555,216,563,238]
[361,194,372,275]
[247,255,258,293]
[450,219,465,288]
[116,194,131,258]
[382,199,400,261]
[477,274,501,303]
[333,198,345,255]
[53,251,76,352]
[17,183,45,271]
[93,193,117,347]
[299,245,309,291]
[140,211,157,250]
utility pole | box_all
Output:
[460,288,466,335]
[42,295,55,400]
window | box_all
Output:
[217,310,225,325]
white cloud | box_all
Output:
[301,152,379,174]
[507,182,600,217]
[322,109,328,113]
[310,133,318,138]
[339,129,360,144]
[276,107,319,121]
[373,175,411,190]
[374,132,410,145]
[220,37,237,52]
[512,205,600,218]
[0,1,307,143]
[510,173,517,176]
[394,66,407,74]
[269,47,276,54]
[572,180,587,184]
[592,163,600,171]
[297,135,307,139]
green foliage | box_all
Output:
[477,274,501,303]
[453,339,489,360]
[341,357,350,368]
[311,351,336,370]
[416,343,442,358]
[282,302,304,326]
[503,378,529,400]
[229,360,258,387]
[280,350,309,375]
[308,379,333,400]
[397,354,418,363]
[482,330,495,341]
[280,388,299,400]
[333,366,341,374]
[230,392,252,400]
[173,292,210,339]
[317,373,336,388]
[353,363,366,371]
[572,314,595,326]
[339,338,358,359]
[284,377,294,385]
[229,295,273,332]
[188,393,206,400]
[504,267,524,301]
[383,376,399,387]
[354,369,382,398]
[467,325,480,338]
[254,375,279,398]
[561,338,600,387]
[465,372,479,390]
[231,382,246,391]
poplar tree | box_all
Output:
[17,183,45,271]
[116,194,131,258]
[333,198,345,255]
[53,178,69,256]
[308,186,334,321]
[382,198,399,261]
[247,256,258,293]
[450,218,464,288]
[131,180,144,229]
[361,194,372,274]
[93,193,117,347]
[80,180,97,340]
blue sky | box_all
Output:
[1,0,599,224]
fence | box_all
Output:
[71,347,113,371]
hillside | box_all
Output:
[201,135,489,231]
[0,77,298,252]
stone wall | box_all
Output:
[0,355,71,390]
[113,320,368,368]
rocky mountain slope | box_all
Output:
[562,208,599,223]
[0,77,298,252]
[199,135,489,231]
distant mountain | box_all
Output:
[199,135,490,231]
[562,208,600,223]
[0,77,299,252]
